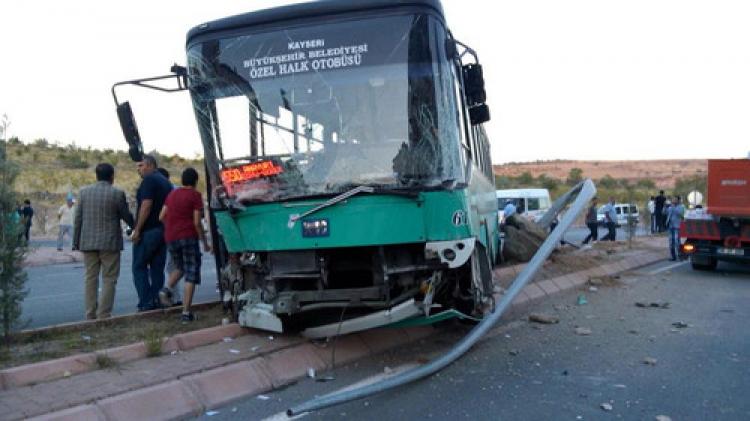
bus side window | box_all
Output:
[450,61,471,165]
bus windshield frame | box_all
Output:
[187,12,465,204]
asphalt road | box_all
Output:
[22,239,219,329]
[198,258,750,420]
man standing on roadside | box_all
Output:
[19,199,34,243]
[654,190,666,232]
[582,197,599,245]
[158,168,211,323]
[601,197,617,241]
[57,197,76,251]
[647,196,656,234]
[73,163,134,319]
[664,195,685,261]
[132,155,173,311]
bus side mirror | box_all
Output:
[469,104,490,125]
[116,101,144,161]
[462,64,486,105]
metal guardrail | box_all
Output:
[288,179,597,415]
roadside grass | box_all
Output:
[1,304,225,370]
[95,353,118,370]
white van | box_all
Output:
[496,188,552,223]
[597,203,639,227]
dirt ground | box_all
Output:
[497,239,661,289]
[0,305,226,369]
[493,159,706,189]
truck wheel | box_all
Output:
[691,256,717,271]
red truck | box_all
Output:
[680,159,750,270]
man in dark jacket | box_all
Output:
[654,190,666,232]
[132,155,173,311]
[74,163,134,319]
[582,197,599,244]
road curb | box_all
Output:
[1,321,247,390]
[24,249,667,420]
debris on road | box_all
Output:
[222,337,233,343]
[672,321,689,329]
[600,402,613,411]
[635,301,670,309]
[529,313,560,324]
[588,286,599,292]
[655,416,672,421]
[509,349,520,356]
[577,294,588,305]
[307,367,316,379]
[574,327,592,336]
[257,394,270,400]
[643,357,658,365]
[229,349,240,354]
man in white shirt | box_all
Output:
[57,197,76,251]
[647,196,656,233]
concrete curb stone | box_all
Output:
[181,359,274,410]
[308,334,371,367]
[1,353,97,389]
[264,343,329,387]
[28,404,106,421]
[96,380,203,421]
[536,279,561,296]
[173,324,246,350]
[522,283,546,302]
[96,342,147,364]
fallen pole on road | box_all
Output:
[287,179,597,416]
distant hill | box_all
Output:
[2,138,204,236]
[493,159,707,189]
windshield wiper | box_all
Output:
[287,185,375,228]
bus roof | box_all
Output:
[187,0,445,47]
[495,188,551,199]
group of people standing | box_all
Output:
[72,155,210,322]
[580,191,685,261]
[648,191,685,260]
[582,196,618,244]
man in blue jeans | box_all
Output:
[664,195,685,261]
[131,155,173,311]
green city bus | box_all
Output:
[114,0,498,334]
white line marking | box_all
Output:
[647,261,687,275]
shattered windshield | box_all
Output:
[188,13,464,203]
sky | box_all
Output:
[1,0,749,164]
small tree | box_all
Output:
[566,167,583,186]
[0,157,28,344]
[599,174,618,189]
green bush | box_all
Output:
[0,158,29,343]
[57,152,89,169]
